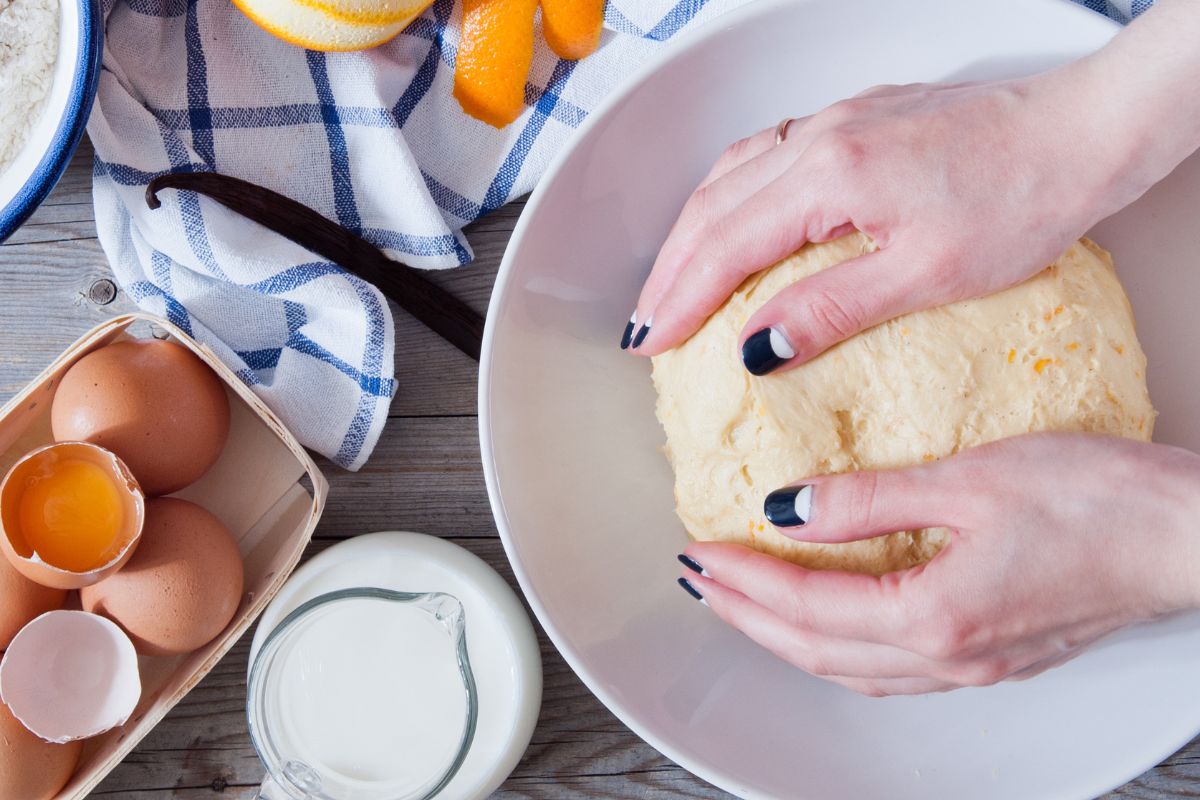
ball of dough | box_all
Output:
[651,234,1155,575]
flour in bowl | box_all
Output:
[0,0,59,174]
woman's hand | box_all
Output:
[625,0,1200,367]
[621,73,1156,370]
[676,433,1200,696]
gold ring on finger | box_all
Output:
[774,117,796,146]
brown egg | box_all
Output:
[50,339,230,496]
[0,555,65,649]
[81,498,244,656]
[0,699,82,800]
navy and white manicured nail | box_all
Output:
[630,315,652,349]
[742,326,796,376]
[620,311,638,349]
[677,553,708,577]
[764,484,813,527]
[678,577,708,605]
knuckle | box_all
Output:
[854,83,900,99]
[951,658,1010,688]
[798,649,835,678]
[919,629,962,662]
[972,659,1010,686]
[719,135,755,168]
[843,471,881,533]
[778,587,813,630]
[916,245,973,300]
[915,245,958,281]
[816,99,859,126]
[805,287,864,343]
[689,184,718,223]
[968,490,1006,526]
[667,200,709,250]
[809,129,868,172]
[912,615,974,662]
[852,682,888,698]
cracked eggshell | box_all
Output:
[0,442,145,590]
[0,610,141,743]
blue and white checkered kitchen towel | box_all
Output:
[87,0,1147,470]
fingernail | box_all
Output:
[620,310,637,349]
[764,484,813,527]
[631,316,652,349]
[678,577,707,604]
[742,326,795,376]
[677,553,708,577]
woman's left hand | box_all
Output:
[677,432,1200,696]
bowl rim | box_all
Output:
[0,0,104,244]
[474,1,1200,798]
[479,4,839,796]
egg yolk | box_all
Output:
[16,458,127,573]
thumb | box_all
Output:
[739,243,941,375]
[763,456,982,542]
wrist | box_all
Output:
[1180,474,1200,612]
[1046,1,1200,225]
[1154,447,1200,614]
[989,67,1133,248]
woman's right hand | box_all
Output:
[678,433,1200,696]
[621,59,1176,372]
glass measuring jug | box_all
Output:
[247,588,478,800]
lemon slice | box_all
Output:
[294,0,432,26]
[233,0,430,51]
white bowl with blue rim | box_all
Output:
[480,0,1200,798]
[0,0,103,242]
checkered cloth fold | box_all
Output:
[87,0,1145,470]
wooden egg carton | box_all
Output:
[0,312,328,798]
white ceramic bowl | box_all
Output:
[0,0,102,242]
[480,0,1200,798]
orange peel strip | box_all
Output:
[541,0,604,60]
[454,0,538,128]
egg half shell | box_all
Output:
[0,442,145,590]
[0,610,142,743]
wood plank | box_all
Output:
[385,202,515,417]
[38,136,97,208]
[314,416,492,538]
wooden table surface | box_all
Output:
[2,139,1198,800]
